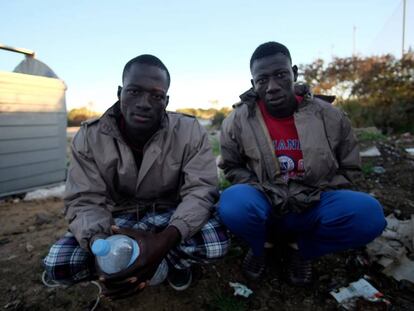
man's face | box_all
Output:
[251,53,298,117]
[119,63,169,134]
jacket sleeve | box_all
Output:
[168,120,219,240]
[64,127,113,250]
[218,112,259,184]
[336,112,361,183]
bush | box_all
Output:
[176,107,231,129]
[300,52,414,133]
[67,107,101,126]
[338,99,414,134]
[211,111,226,129]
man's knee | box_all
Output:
[43,244,59,281]
[351,193,386,243]
[43,237,92,283]
[203,218,231,260]
[315,191,386,247]
[43,242,73,282]
[322,191,386,244]
[219,184,269,227]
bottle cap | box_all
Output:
[91,239,110,256]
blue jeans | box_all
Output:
[218,184,386,260]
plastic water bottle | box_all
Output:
[91,234,168,285]
[92,234,139,274]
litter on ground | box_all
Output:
[229,282,253,298]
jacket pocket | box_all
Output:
[244,146,261,160]
[304,147,337,184]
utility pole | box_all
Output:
[353,25,356,56]
[402,0,406,57]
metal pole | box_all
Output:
[0,43,35,58]
[353,25,356,56]
[402,0,406,57]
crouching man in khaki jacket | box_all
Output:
[43,55,229,298]
[218,42,386,286]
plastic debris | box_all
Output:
[372,166,386,174]
[360,146,381,157]
[330,278,390,310]
[23,184,65,201]
[383,255,414,283]
[406,148,414,156]
[25,243,34,252]
[366,214,414,283]
[229,282,253,298]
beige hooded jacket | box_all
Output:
[65,103,218,250]
[219,86,361,216]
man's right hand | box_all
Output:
[97,273,149,300]
[95,225,179,299]
[95,249,157,300]
[93,228,155,300]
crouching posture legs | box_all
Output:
[44,209,229,291]
[219,184,386,284]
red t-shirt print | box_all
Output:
[258,98,305,182]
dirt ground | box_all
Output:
[1,131,414,311]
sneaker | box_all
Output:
[285,247,313,286]
[242,248,265,280]
[42,271,102,311]
[167,266,192,291]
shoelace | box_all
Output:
[41,271,63,288]
[41,271,102,311]
[88,281,102,311]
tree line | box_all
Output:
[68,52,414,133]
[300,51,414,133]
[67,107,101,126]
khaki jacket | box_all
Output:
[65,103,218,250]
[219,86,360,216]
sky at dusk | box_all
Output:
[1,0,413,112]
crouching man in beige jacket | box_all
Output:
[218,42,386,286]
[43,55,229,298]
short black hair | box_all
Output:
[250,42,292,69]
[122,54,171,86]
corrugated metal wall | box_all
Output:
[0,71,67,197]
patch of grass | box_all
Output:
[210,135,220,157]
[208,291,248,311]
[357,131,386,142]
[361,162,374,175]
[218,172,231,191]
[219,177,232,191]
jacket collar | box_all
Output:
[237,88,258,117]
[98,101,169,141]
[238,83,315,117]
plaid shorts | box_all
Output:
[43,209,230,283]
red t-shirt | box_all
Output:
[258,97,304,181]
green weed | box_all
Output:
[361,162,374,175]
[210,135,220,157]
[357,131,386,142]
[208,291,248,311]
[219,176,231,191]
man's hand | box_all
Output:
[96,225,180,299]
[97,276,149,301]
